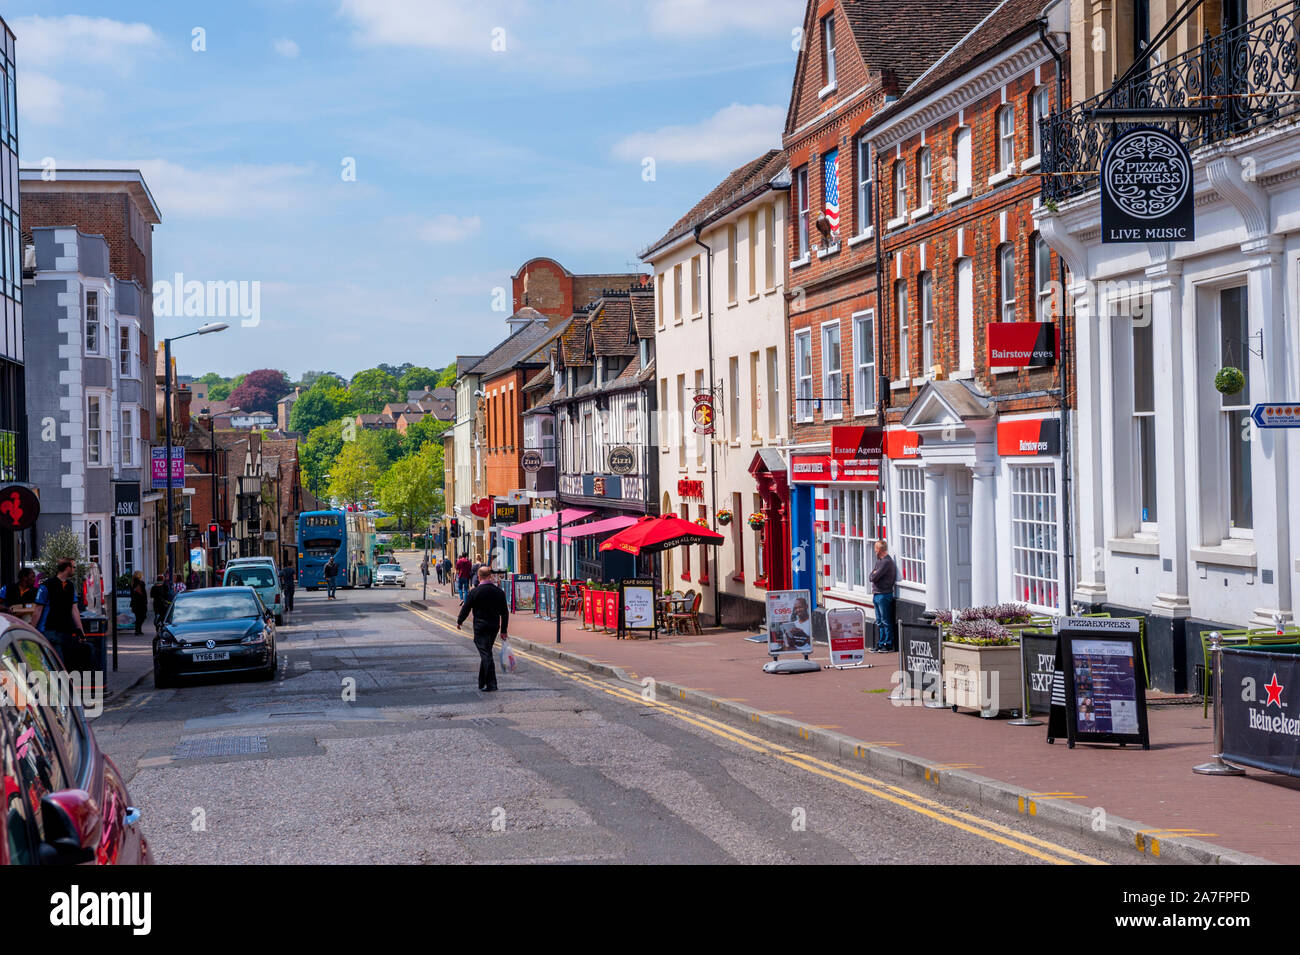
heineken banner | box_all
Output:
[1100,126,1194,244]
[1221,645,1300,777]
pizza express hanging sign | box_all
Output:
[1100,126,1194,244]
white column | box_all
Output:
[971,464,997,607]
[923,466,948,611]
[1070,281,1107,606]
[1148,259,1191,621]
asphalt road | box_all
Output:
[89,555,1148,864]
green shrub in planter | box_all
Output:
[1215,366,1245,396]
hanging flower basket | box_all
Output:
[747,512,766,530]
[694,517,710,528]
[715,508,733,526]
[1215,366,1245,396]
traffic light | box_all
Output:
[449,519,460,538]
[207,523,220,549]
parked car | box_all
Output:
[222,562,284,625]
[375,563,407,587]
[153,587,278,689]
[0,620,151,864]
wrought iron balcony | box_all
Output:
[1041,0,1300,203]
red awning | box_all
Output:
[544,514,639,544]
[598,515,724,556]
[500,507,594,539]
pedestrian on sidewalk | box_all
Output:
[129,572,148,635]
[420,557,429,588]
[870,539,898,653]
[457,565,510,692]
[35,559,86,669]
[279,564,296,612]
[454,554,472,601]
[324,556,340,599]
[0,567,37,611]
[440,556,452,588]
[150,574,172,633]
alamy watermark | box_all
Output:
[153,272,260,327]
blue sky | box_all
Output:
[9,0,803,379]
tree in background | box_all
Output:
[401,415,451,455]
[35,527,91,582]
[327,435,387,506]
[228,369,290,413]
[348,368,400,414]
[368,428,403,465]
[397,366,443,394]
[300,419,346,494]
[435,361,457,388]
[377,442,443,531]
[290,374,352,434]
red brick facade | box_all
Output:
[22,192,154,290]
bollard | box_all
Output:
[1193,631,1246,776]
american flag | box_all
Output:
[823,149,840,230]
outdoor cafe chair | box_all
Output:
[668,591,702,636]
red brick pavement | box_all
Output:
[421,590,1296,863]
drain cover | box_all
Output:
[174,735,269,759]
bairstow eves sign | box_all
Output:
[1100,126,1195,244]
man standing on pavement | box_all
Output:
[420,557,429,591]
[869,539,898,653]
[454,554,472,601]
[150,574,172,632]
[279,563,296,612]
[457,565,509,692]
[324,556,340,599]
[36,559,86,668]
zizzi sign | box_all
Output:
[1100,126,1194,244]
[987,322,1057,368]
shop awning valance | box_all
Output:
[544,514,639,544]
[500,507,594,539]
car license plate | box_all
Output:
[192,651,230,662]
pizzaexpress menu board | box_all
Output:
[1054,617,1149,748]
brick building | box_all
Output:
[511,257,648,321]
[780,0,1001,610]
[863,0,1072,625]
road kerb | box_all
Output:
[406,600,1269,866]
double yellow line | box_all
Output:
[406,604,1105,865]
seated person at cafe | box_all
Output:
[0,568,37,611]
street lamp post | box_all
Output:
[164,323,229,592]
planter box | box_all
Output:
[942,642,1022,718]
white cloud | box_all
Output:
[612,103,783,165]
[13,15,161,70]
[416,214,483,243]
[19,72,68,122]
[647,0,801,37]
[274,38,301,58]
[337,0,524,52]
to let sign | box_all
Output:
[151,447,185,490]
[1100,126,1194,244]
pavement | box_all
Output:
[412,561,1285,865]
[87,564,1142,864]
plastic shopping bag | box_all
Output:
[498,638,517,674]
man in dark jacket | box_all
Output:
[454,554,472,600]
[869,539,899,652]
[37,559,86,668]
[0,567,37,611]
[324,556,340,599]
[279,564,296,612]
[149,574,172,633]
[457,566,510,691]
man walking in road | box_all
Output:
[869,539,898,653]
[454,554,472,601]
[457,566,510,692]
[324,556,340,599]
[279,563,296,612]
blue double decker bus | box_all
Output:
[297,510,375,590]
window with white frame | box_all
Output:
[997,104,1016,171]
[691,255,702,312]
[727,224,739,304]
[856,137,872,234]
[748,212,758,297]
[999,244,1016,321]
[84,288,101,354]
[87,395,105,467]
[828,487,877,591]
[119,324,135,377]
[919,272,934,375]
[673,264,683,321]
[853,311,876,415]
[656,273,664,328]
[956,257,974,371]
[917,147,932,208]
[896,467,925,583]
[1011,463,1059,609]
[1132,308,1157,524]
[895,279,909,378]
[1220,286,1252,531]
[676,374,687,466]
[766,346,780,439]
[1034,234,1053,321]
[87,521,100,568]
[822,14,837,88]
[822,322,842,419]
[953,126,972,193]
[893,161,907,217]
[764,204,777,288]
[794,329,813,422]
[694,369,706,466]
[796,167,810,260]
[121,518,135,575]
[1029,85,1051,158]
[120,407,137,468]
[729,355,740,442]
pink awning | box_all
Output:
[544,514,639,544]
[500,507,594,539]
